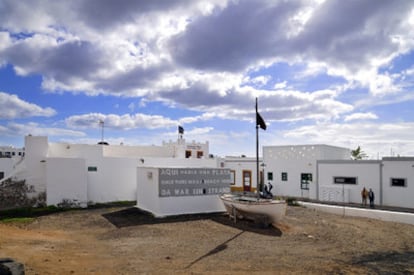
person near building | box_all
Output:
[361,187,368,206]
[268,182,273,195]
[368,188,375,208]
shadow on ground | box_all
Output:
[102,207,282,237]
[352,251,414,274]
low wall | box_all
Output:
[299,202,414,226]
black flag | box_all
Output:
[178,125,184,134]
[256,112,266,130]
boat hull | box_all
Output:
[219,193,287,225]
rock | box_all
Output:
[0,258,25,275]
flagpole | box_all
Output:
[256,97,260,198]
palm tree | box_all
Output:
[351,146,367,160]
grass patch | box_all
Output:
[88,200,136,209]
[0,206,63,220]
[0,217,35,224]
[0,201,136,220]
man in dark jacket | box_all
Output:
[368,189,375,208]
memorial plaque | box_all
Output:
[158,168,231,197]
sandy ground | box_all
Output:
[1,205,414,274]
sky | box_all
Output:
[1,0,414,159]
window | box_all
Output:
[0,172,4,180]
[88,166,98,172]
[197,151,203,158]
[391,178,406,187]
[230,170,236,185]
[301,173,312,190]
[267,172,273,181]
[185,150,192,158]
[334,177,357,184]
[281,172,288,181]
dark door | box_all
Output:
[243,170,252,192]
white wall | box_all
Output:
[86,157,139,203]
[263,145,350,199]
[222,157,262,192]
[103,144,174,158]
[46,157,88,207]
[137,167,162,215]
[48,143,103,160]
[300,202,414,225]
[24,136,48,193]
[264,146,317,199]
[382,158,414,209]
[317,160,381,204]
[0,158,13,181]
[136,167,227,217]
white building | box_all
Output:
[263,145,351,199]
[317,160,381,204]
[137,167,231,217]
[221,156,263,193]
[2,136,414,211]
[318,157,414,209]
[0,145,25,158]
[0,135,216,209]
[0,145,25,181]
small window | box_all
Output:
[230,170,236,185]
[88,166,98,172]
[301,173,312,190]
[0,172,4,180]
[267,172,273,181]
[197,151,203,158]
[391,178,406,187]
[281,172,288,181]
[185,150,192,158]
[334,177,357,184]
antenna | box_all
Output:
[99,119,104,142]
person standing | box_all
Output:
[368,189,375,208]
[361,187,368,206]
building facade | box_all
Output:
[0,135,215,209]
[263,145,351,200]
[318,158,414,209]
[221,156,263,193]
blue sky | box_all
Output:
[1,0,414,158]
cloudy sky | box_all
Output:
[1,0,414,158]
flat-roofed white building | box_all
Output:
[1,135,215,209]
[382,157,414,209]
[317,160,381,204]
[221,156,263,193]
[263,145,351,199]
[317,157,414,209]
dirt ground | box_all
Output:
[1,205,414,274]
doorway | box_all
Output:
[243,170,252,192]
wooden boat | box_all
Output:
[220,98,287,226]
[219,193,287,226]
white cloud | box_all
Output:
[0,122,85,137]
[274,81,287,90]
[0,91,56,119]
[65,112,178,130]
[344,112,378,122]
